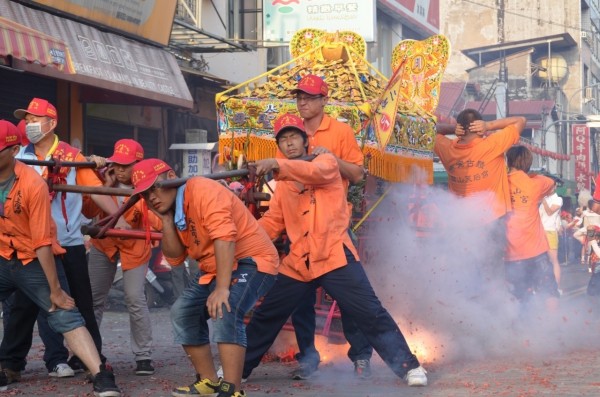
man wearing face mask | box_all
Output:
[0,98,122,381]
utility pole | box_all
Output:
[495,0,508,118]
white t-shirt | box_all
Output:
[539,193,563,231]
[583,209,600,227]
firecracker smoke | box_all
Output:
[363,180,600,365]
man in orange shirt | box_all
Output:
[0,98,121,378]
[130,159,279,397]
[434,109,526,288]
[242,113,428,387]
[1,98,123,378]
[87,139,158,376]
[286,74,372,380]
[0,120,120,396]
[504,145,559,309]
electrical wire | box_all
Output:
[462,0,596,35]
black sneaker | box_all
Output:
[216,380,247,397]
[0,370,7,391]
[135,359,155,376]
[92,365,121,397]
[291,362,318,380]
[67,356,87,373]
[3,368,20,384]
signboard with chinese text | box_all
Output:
[183,149,211,177]
[263,0,376,43]
[170,143,216,178]
[30,0,177,46]
[572,124,591,192]
[1,0,192,108]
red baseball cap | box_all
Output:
[14,98,58,121]
[291,74,328,96]
[274,113,305,137]
[131,158,173,195]
[107,139,144,165]
[0,120,21,151]
[16,120,29,146]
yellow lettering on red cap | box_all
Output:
[116,143,130,154]
[132,170,146,185]
[154,163,167,172]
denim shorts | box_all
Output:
[0,256,85,334]
[505,252,559,301]
[171,258,276,347]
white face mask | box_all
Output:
[25,121,50,144]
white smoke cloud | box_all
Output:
[360,180,600,366]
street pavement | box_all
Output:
[1,263,600,397]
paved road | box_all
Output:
[2,263,600,397]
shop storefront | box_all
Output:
[0,0,193,157]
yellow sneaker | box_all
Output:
[172,375,221,396]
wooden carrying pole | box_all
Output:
[19,158,98,168]
[80,226,162,241]
[84,168,260,239]
[52,184,132,196]
[154,169,250,189]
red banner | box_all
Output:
[573,124,591,192]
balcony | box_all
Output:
[169,0,252,53]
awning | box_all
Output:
[0,16,74,74]
[464,99,556,119]
[462,33,577,65]
[0,0,193,109]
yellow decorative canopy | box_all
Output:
[216,30,450,183]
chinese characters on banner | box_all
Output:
[572,124,591,192]
[372,68,403,151]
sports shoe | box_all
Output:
[353,359,372,379]
[291,362,318,380]
[0,370,7,391]
[68,356,87,373]
[49,363,75,378]
[92,364,121,397]
[172,375,221,396]
[3,368,21,384]
[216,380,246,397]
[404,366,428,387]
[135,360,155,376]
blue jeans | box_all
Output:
[0,258,71,371]
[0,256,85,335]
[244,246,419,379]
[171,258,276,347]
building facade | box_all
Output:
[439,0,600,196]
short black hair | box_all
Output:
[456,108,483,133]
[506,145,533,172]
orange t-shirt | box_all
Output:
[259,154,359,282]
[434,124,520,224]
[594,173,600,202]
[90,196,162,270]
[276,115,364,191]
[163,177,279,284]
[0,161,54,264]
[504,171,555,261]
